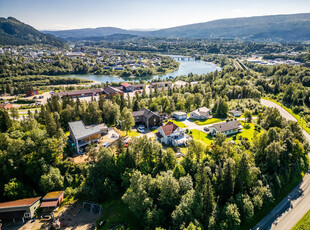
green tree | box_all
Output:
[121,107,135,134]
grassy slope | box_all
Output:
[166,119,187,128]
[262,97,310,135]
[189,118,223,125]
[227,122,261,144]
[190,129,213,145]
[292,209,310,230]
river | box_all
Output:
[60,55,221,83]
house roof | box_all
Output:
[212,120,241,133]
[161,121,179,136]
[42,191,64,200]
[0,197,41,209]
[132,108,159,119]
[40,200,58,208]
[55,88,103,97]
[104,86,123,94]
[193,107,211,113]
[132,84,145,88]
[173,111,187,116]
[120,82,131,87]
[229,110,241,113]
[69,121,105,140]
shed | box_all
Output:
[173,111,187,120]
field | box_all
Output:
[190,129,213,145]
[189,117,223,125]
[292,209,310,230]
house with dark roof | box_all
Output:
[120,83,135,92]
[150,81,172,88]
[69,121,108,153]
[156,121,190,146]
[40,191,64,212]
[53,88,104,98]
[132,108,161,128]
[0,197,41,222]
[103,86,124,97]
[209,120,243,136]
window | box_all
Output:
[24,213,31,218]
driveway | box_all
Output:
[253,99,310,230]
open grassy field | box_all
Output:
[166,119,187,128]
[189,117,223,125]
[97,197,141,230]
[292,209,310,230]
[227,121,262,144]
[190,129,213,145]
[262,97,310,135]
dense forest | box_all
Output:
[0,65,309,229]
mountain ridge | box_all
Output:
[43,13,310,42]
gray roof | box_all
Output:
[69,121,106,140]
[104,86,123,94]
[132,108,159,119]
[211,120,242,133]
[55,88,103,97]
[173,111,187,116]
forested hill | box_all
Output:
[44,13,310,42]
[149,13,310,41]
[0,17,64,46]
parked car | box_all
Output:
[204,127,210,132]
[39,96,44,99]
[137,127,144,133]
[102,142,110,148]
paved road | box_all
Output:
[252,99,310,230]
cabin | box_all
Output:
[103,86,124,97]
[120,83,135,92]
[173,111,187,120]
[0,197,41,222]
[229,110,242,117]
[132,108,161,128]
[69,121,108,154]
[26,90,39,97]
[210,120,243,136]
[150,81,172,88]
[0,103,13,110]
[54,88,104,98]
[156,121,190,146]
[40,191,64,212]
[189,107,211,120]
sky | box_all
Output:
[0,0,310,31]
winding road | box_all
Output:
[252,99,310,230]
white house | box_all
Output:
[173,111,187,120]
[229,110,242,117]
[189,107,211,120]
[156,121,190,146]
[209,120,243,136]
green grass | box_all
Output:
[189,118,223,125]
[96,197,141,230]
[166,119,187,128]
[190,129,213,145]
[227,122,261,144]
[292,209,310,230]
[262,97,310,135]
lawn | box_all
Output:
[227,121,262,144]
[166,119,187,128]
[262,97,310,136]
[97,197,141,230]
[292,209,310,230]
[189,118,223,125]
[190,129,213,145]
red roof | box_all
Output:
[161,121,179,136]
[40,200,58,208]
[121,82,131,87]
[0,197,41,209]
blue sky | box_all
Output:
[0,0,309,30]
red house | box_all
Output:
[26,90,39,97]
[0,103,13,110]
